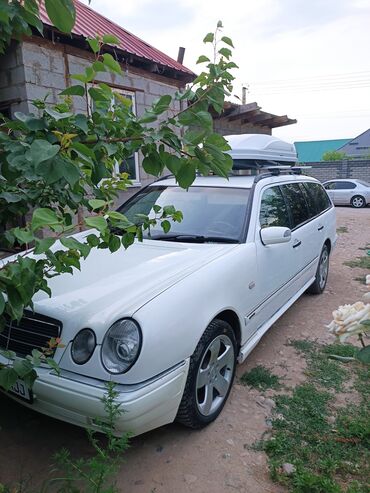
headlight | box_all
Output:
[71,329,96,365]
[101,319,142,374]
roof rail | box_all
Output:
[254,166,312,183]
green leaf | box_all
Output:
[102,53,122,75]
[142,155,163,177]
[88,199,107,210]
[88,87,111,102]
[203,32,214,43]
[0,292,5,316]
[196,55,210,64]
[85,216,108,233]
[87,37,100,54]
[163,155,182,175]
[177,161,196,189]
[45,108,73,120]
[356,346,370,365]
[219,47,232,59]
[161,220,171,234]
[74,114,89,133]
[0,192,22,203]
[102,34,120,45]
[86,234,100,247]
[26,139,60,166]
[14,112,45,131]
[44,0,76,33]
[61,237,91,258]
[31,208,61,231]
[12,227,34,245]
[0,367,18,391]
[13,358,34,378]
[152,95,172,115]
[221,36,234,48]
[34,237,56,254]
[92,61,106,72]
[63,161,80,186]
[46,358,61,376]
[59,85,85,97]
[108,235,121,253]
[360,320,370,327]
[121,232,135,249]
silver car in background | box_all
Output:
[323,179,370,208]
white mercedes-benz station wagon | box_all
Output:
[0,135,336,436]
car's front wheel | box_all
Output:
[351,195,366,208]
[176,319,237,429]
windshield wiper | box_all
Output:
[147,234,239,243]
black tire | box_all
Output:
[350,195,366,208]
[176,319,237,429]
[308,244,330,294]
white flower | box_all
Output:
[326,301,370,342]
[366,274,370,286]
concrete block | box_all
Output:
[25,83,53,102]
[50,53,65,75]
[22,44,51,71]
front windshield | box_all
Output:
[117,186,251,242]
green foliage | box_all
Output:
[0,0,76,54]
[262,341,370,492]
[343,256,370,270]
[0,14,238,386]
[322,150,348,162]
[47,382,130,493]
[240,365,281,390]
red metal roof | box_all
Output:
[39,0,194,77]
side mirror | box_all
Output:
[260,226,292,246]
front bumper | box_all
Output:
[2,359,189,437]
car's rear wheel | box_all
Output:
[351,195,366,208]
[308,244,330,294]
[176,319,237,429]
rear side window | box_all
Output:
[259,186,290,228]
[304,182,332,214]
[280,183,310,229]
[324,182,335,190]
[335,181,356,190]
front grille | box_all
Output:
[0,311,62,357]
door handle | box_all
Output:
[293,240,302,248]
[318,225,324,231]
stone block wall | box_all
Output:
[305,160,370,182]
[0,37,185,201]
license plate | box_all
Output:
[9,379,33,403]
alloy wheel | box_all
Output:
[195,334,235,416]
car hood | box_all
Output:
[12,234,236,329]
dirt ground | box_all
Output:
[0,207,369,493]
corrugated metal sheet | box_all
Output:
[294,139,351,163]
[39,0,194,76]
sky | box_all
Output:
[81,0,370,144]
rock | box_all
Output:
[265,418,273,429]
[282,463,296,475]
[255,395,266,408]
[222,452,231,459]
[264,398,276,409]
[226,438,234,446]
[184,474,197,484]
[327,415,336,425]
[134,480,144,485]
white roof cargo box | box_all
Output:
[225,134,297,165]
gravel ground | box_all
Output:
[0,206,369,493]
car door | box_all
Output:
[279,183,318,286]
[253,184,299,327]
[333,181,356,205]
[324,181,336,204]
